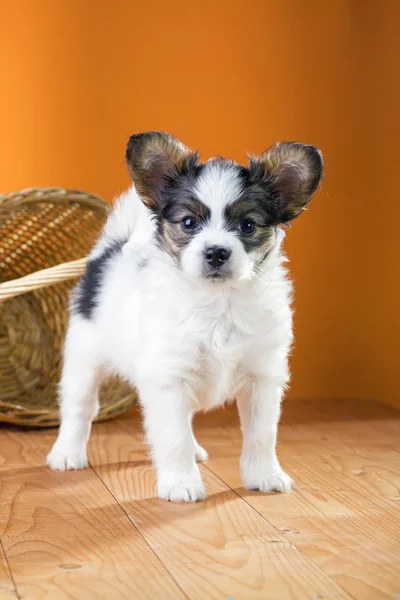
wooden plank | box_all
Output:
[88,415,352,600]
[0,428,185,600]
[198,402,400,600]
[286,448,400,516]
[0,541,17,600]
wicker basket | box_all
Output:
[0,188,137,427]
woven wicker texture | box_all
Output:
[0,188,136,427]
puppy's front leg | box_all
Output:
[237,377,293,493]
[141,382,207,503]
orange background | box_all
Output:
[1,1,399,408]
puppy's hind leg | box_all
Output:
[190,413,208,462]
[47,318,101,471]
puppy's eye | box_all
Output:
[182,216,198,232]
[239,218,256,234]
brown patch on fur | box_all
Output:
[158,197,211,261]
[255,228,276,264]
[255,142,324,222]
[160,219,189,259]
[126,132,193,211]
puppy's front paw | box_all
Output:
[242,462,293,493]
[46,444,89,471]
[158,477,207,503]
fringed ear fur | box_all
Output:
[126,131,195,211]
[250,142,324,223]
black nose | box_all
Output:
[205,246,231,268]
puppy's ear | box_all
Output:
[126,131,194,211]
[250,142,324,223]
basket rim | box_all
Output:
[0,187,110,213]
[0,187,110,301]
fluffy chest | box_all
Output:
[191,305,254,409]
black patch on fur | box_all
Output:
[154,161,209,261]
[223,167,277,254]
[162,195,210,225]
[238,165,283,222]
[72,241,124,319]
[160,155,205,213]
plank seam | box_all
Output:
[89,462,190,600]
[0,538,21,600]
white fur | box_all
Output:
[47,174,294,502]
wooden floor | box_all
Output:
[1,399,400,600]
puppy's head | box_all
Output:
[126,131,323,283]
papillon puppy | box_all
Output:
[47,132,323,502]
